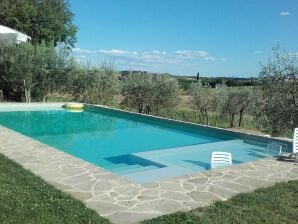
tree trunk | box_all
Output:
[200,111,205,124]
[43,95,47,103]
[230,113,235,127]
[25,89,28,103]
[145,105,150,115]
[204,109,209,125]
[239,109,244,127]
[24,88,31,103]
[0,90,3,102]
[138,103,143,113]
[28,89,31,103]
[215,115,217,126]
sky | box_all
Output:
[69,0,298,77]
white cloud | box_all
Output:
[175,50,208,59]
[98,49,138,57]
[289,52,298,57]
[280,11,290,16]
[175,50,226,62]
[71,47,226,71]
[72,48,93,54]
[254,50,263,54]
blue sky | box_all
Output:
[69,0,298,77]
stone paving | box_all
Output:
[0,125,297,224]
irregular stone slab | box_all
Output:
[188,191,221,204]
[182,182,196,191]
[74,180,96,191]
[93,180,115,192]
[60,166,86,176]
[38,169,68,181]
[208,185,237,199]
[186,177,209,185]
[91,194,117,203]
[131,199,184,213]
[142,182,159,188]
[113,186,141,196]
[235,177,272,189]
[86,200,127,216]
[161,191,192,201]
[117,200,139,207]
[137,195,159,201]
[212,180,252,192]
[62,173,94,186]
[159,182,183,191]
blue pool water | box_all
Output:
[0,106,285,183]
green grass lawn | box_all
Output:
[142,180,298,224]
[1,152,297,224]
[0,153,111,224]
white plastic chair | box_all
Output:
[293,128,298,155]
[211,152,232,169]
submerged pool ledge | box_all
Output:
[124,139,269,183]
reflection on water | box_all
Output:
[1,110,117,137]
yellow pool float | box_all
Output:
[63,103,84,111]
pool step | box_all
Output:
[117,165,158,175]
[109,164,143,173]
[105,163,130,170]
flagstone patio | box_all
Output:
[0,125,297,224]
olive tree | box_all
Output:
[216,87,252,128]
[151,75,180,114]
[121,73,154,113]
[36,43,72,101]
[189,82,216,125]
[7,42,37,103]
[0,41,20,100]
[235,88,253,127]
[72,64,120,105]
[257,47,297,134]
[0,41,71,102]
[121,73,179,114]
[216,87,238,127]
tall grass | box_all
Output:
[156,109,258,130]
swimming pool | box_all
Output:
[0,104,291,183]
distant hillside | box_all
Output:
[119,70,258,90]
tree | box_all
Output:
[121,73,179,114]
[189,83,216,125]
[257,46,298,134]
[0,41,20,100]
[0,0,77,46]
[0,41,70,103]
[196,72,200,82]
[72,64,120,105]
[121,73,155,113]
[219,88,239,127]
[236,88,253,127]
[34,43,71,102]
[151,75,180,114]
